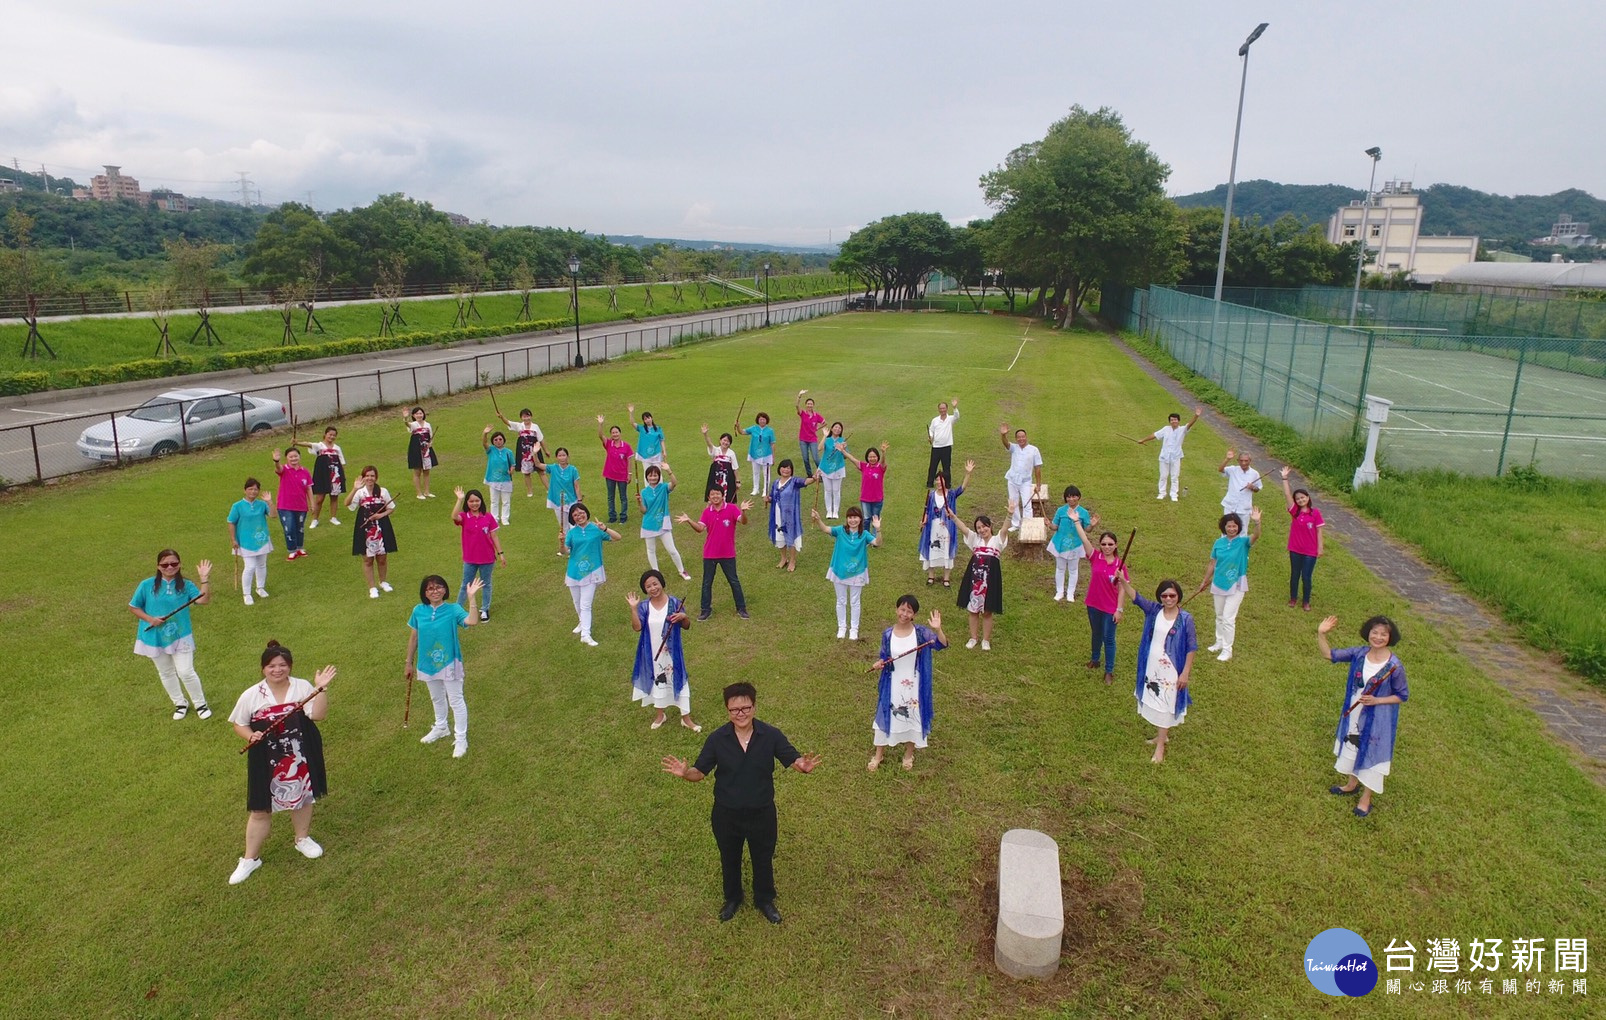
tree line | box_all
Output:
[832,106,1361,321]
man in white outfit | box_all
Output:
[1218,448,1262,531]
[1138,407,1202,501]
[926,396,960,488]
[998,424,1042,531]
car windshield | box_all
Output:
[127,400,185,423]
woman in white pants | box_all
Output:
[227,478,274,605]
[128,550,213,720]
[813,506,879,640]
[1192,508,1261,662]
[817,421,849,519]
[405,574,481,758]
[563,502,621,646]
[637,464,691,580]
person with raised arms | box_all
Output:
[1137,407,1202,502]
[812,505,880,641]
[700,424,742,506]
[678,489,753,622]
[1281,466,1326,611]
[498,404,547,499]
[765,458,816,573]
[925,396,960,489]
[481,427,516,526]
[544,447,582,557]
[662,681,822,924]
[404,406,438,500]
[998,423,1043,532]
[817,421,849,520]
[795,390,824,478]
[918,461,973,588]
[405,574,482,758]
[843,440,889,524]
[1317,614,1409,819]
[563,502,621,647]
[1218,448,1262,532]
[1070,516,1129,685]
[128,549,213,721]
[637,463,692,581]
[1119,576,1197,765]
[868,595,947,772]
[347,466,397,599]
[951,510,1007,650]
[1193,508,1262,663]
[597,414,635,525]
[630,403,667,467]
[451,486,505,622]
[270,447,312,560]
[1043,485,1097,604]
[296,426,345,529]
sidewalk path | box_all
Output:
[1101,323,1606,782]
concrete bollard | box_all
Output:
[994,828,1064,979]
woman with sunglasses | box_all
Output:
[128,550,214,720]
[1069,517,1129,684]
[1119,576,1197,764]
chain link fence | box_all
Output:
[1105,284,1606,479]
[1,298,846,489]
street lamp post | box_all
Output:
[763,262,771,326]
[1348,147,1383,327]
[568,254,582,367]
[1209,22,1269,378]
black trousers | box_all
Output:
[700,557,747,612]
[926,445,953,488]
[711,802,778,904]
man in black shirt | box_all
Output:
[662,681,822,923]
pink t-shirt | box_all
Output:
[798,408,824,443]
[1085,554,1129,614]
[1288,506,1325,556]
[601,439,634,481]
[455,511,499,565]
[698,503,743,559]
[274,465,312,512]
[857,462,886,502]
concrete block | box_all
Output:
[994,828,1064,979]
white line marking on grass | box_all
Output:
[1005,326,1032,372]
[1371,363,1506,407]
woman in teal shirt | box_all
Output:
[406,573,482,758]
[818,421,849,519]
[544,447,582,557]
[482,427,517,526]
[1193,508,1261,662]
[738,411,777,496]
[631,403,667,466]
[812,505,880,640]
[227,478,274,605]
[637,464,691,580]
[129,549,214,719]
[564,502,622,646]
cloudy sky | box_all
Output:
[4,1,1601,245]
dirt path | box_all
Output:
[1097,321,1606,783]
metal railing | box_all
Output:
[0,298,847,489]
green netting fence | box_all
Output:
[1104,284,1606,480]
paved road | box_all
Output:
[1,297,845,486]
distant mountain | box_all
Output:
[592,233,837,255]
[1172,180,1606,244]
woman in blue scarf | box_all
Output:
[626,570,700,733]
[868,594,947,772]
[1317,614,1409,819]
[1121,576,1198,764]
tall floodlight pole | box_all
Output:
[568,254,582,366]
[763,262,772,326]
[1348,147,1383,326]
[1209,22,1269,376]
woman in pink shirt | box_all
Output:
[597,415,635,525]
[1072,517,1130,685]
[795,389,824,477]
[270,447,313,560]
[452,486,506,622]
[844,441,889,523]
[1281,466,1326,611]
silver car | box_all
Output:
[76,387,289,461]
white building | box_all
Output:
[1326,180,1479,284]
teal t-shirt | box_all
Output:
[408,601,469,673]
[742,425,776,460]
[1050,505,1092,553]
[820,436,846,473]
[641,482,671,531]
[484,445,515,484]
[1211,534,1252,591]
[227,498,272,553]
[635,424,665,459]
[546,463,579,504]
[828,526,877,579]
[130,576,202,650]
[565,522,612,579]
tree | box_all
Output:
[943,221,991,310]
[165,238,229,345]
[832,212,955,305]
[980,106,1184,322]
[242,203,350,289]
[1176,206,1354,289]
[2,209,62,358]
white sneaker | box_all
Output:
[1216,648,1232,662]
[836,628,847,640]
[294,836,324,859]
[572,623,583,634]
[1053,591,1064,602]
[581,634,598,647]
[500,518,510,526]
[479,609,489,622]
[329,517,340,525]
[1170,495,1179,502]
[379,582,393,593]
[172,704,189,721]
[679,572,692,581]
[196,704,213,720]
[965,638,978,649]
[849,629,858,641]
[256,589,269,598]
[228,857,262,885]
[1156,494,1166,500]
[369,587,380,599]
[416,494,427,500]
[1207,643,1222,652]
[307,519,318,530]
[452,740,468,758]
[420,723,449,744]
[243,593,255,606]
[981,640,991,651]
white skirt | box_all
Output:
[873,715,927,748]
[636,453,664,466]
[633,676,691,713]
[1334,739,1390,793]
[827,567,869,587]
[1050,544,1087,563]
[564,566,606,588]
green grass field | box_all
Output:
[2,314,1601,1018]
[0,273,851,377]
